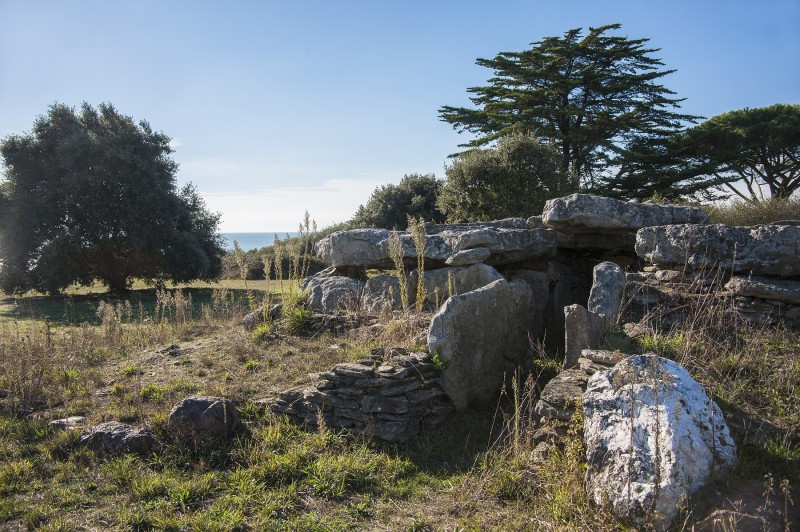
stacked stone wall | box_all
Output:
[264,348,453,442]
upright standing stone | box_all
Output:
[427,279,534,409]
[563,304,604,369]
[587,261,626,328]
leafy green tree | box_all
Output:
[437,133,568,222]
[600,104,800,202]
[595,135,727,201]
[350,173,445,229]
[0,102,224,294]
[678,104,800,202]
[439,24,697,189]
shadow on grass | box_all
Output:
[389,404,507,477]
[0,287,256,325]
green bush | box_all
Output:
[350,173,445,229]
[438,133,573,222]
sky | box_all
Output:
[1,0,798,232]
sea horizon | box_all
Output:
[221,232,300,252]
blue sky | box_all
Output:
[1,0,798,231]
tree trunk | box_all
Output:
[106,274,130,295]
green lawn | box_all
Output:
[0,279,282,325]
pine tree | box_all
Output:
[439,24,698,189]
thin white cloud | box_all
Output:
[177,157,406,189]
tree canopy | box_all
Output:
[0,102,224,294]
[439,24,696,189]
[350,173,445,229]
[599,104,800,202]
[678,104,800,202]
[437,133,569,222]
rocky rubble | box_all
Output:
[623,266,800,329]
[261,347,453,442]
[531,349,624,460]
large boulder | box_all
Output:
[636,224,800,277]
[315,222,556,269]
[168,396,238,439]
[360,273,413,314]
[587,261,626,328]
[427,278,534,409]
[421,263,504,309]
[584,354,736,530]
[301,267,365,312]
[543,193,706,234]
[80,421,155,454]
[242,303,282,330]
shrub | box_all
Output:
[350,173,445,229]
[438,133,572,222]
[710,196,800,225]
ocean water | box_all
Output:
[221,232,300,252]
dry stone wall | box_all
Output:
[261,348,453,442]
[625,223,800,330]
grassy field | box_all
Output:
[0,282,798,530]
[0,280,277,325]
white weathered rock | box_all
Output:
[725,275,800,304]
[315,224,555,268]
[588,261,626,328]
[49,416,87,430]
[543,193,706,233]
[584,355,736,530]
[168,396,238,439]
[636,224,800,277]
[301,268,365,312]
[427,278,534,409]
